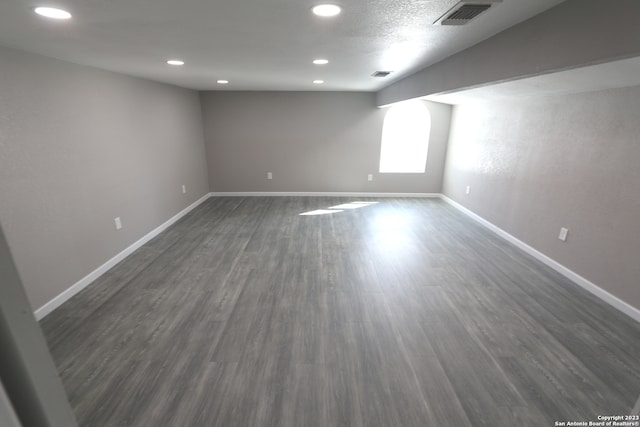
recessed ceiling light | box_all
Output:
[34,7,72,19]
[313,59,329,65]
[312,4,341,17]
[166,60,185,66]
[313,80,324,84]
[217,80,229,84]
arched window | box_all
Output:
[379,100,431,173]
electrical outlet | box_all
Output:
[181,184,186,194]
[368,174,373,181]
[466,186,471,195]
[558,227,569,242]
[267,172,273,180]
[114,217,122,230]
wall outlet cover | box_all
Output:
[558,227,569,242]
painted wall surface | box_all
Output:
[0,46,210,310]
[200,91,451,193]
[377,0,640,106]
[443,86,640,309]
[0,224,77,427]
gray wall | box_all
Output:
[0,382,21,427]
[377,0,640,106]
[442,85,640,309]
[201,91,451,193]
[0,46,210,311]
[0,223,77,427]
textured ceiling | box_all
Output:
[425,56,640,104]
[0,0,565,91]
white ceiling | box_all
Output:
[425,55,640,104]
[0,0,565,91]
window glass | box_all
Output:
[379,100,431,173]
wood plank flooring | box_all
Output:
[40,197,640,427]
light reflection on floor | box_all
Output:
[368,209,415,254]
[299,209,344,216]
[299,201,378,216]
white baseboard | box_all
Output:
[36,191,638,324]
[35,191,433,320]
[440,195,640,324]
[34,193,211,320]
[209,191,441,198]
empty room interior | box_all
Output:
[1,0,640,426]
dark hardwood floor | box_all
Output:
[40,197,640,426]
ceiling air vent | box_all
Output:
[372,71,392,78]
[434,1,501,26]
